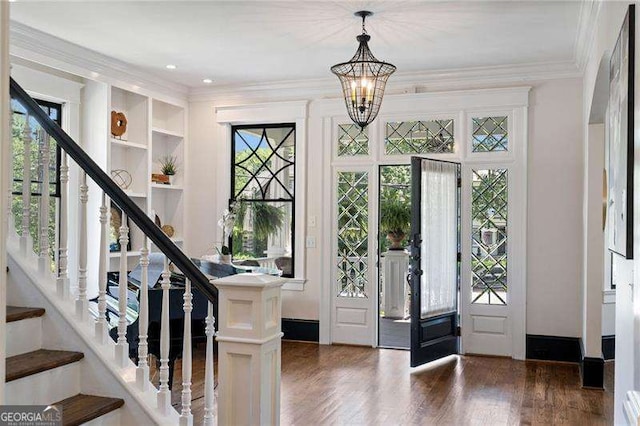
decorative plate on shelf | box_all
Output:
[110,111,127,137]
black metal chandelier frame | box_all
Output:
[331,11,396,130]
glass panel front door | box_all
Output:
[410,157,460,367]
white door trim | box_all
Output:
[318,89,528,359]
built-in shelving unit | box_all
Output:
[150,99,185,255]
[102,87,187,272]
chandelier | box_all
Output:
[331,11,396,130]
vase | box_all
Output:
[387,232,406,250]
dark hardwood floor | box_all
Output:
[162,341,614,425]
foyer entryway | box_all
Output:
[378,164,411,349]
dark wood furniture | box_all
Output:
[103,255,236,389]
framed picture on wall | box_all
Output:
[608,4,635,259]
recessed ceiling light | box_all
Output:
[203,79,213,84]
[165,64,177,70]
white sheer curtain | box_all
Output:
[420,160,458,319]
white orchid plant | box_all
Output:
[217,201,239,255]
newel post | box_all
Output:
[215,273,284,426]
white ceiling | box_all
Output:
[10,1,583,88]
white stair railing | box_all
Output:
[115,211,130,367]
[37,130,50,276]
[136,237,150,391]
[76,170,88,320]
[157,256,172,414]
[56,151,69,298]
[203,301,216,426]
[19,113,31,256]
[180,279,193,426]
[95,192,109,344]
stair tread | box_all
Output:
[6,349,84,382]
[53,394,124,426]
[6,306,45,322]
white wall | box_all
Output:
[526,78,584,337]
[603,302,616,335]
[187,77,585,328]
[581,3,636,424]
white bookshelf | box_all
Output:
[103,87,187,272]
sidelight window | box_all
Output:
[471,169,508,305]
[337,171,369,298]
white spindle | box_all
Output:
[76,171,88,320]
[203,301,216,426]
[19,113,31,255]
[115,211,130,367]
[136,237,150,390]
[95,192,108,343]
[157,256,171,414]
[180,279,193,426]
[7,109,16,242]
[56,151,70,298]
[38,131,51,275]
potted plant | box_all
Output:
[253,202,285,240]
[159,155,178,184]
[231,200,285,259]
[380,199,411,250]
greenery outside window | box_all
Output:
[10,98,62,262]
[231,124,295,278]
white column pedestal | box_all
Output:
[382,250,410,319]
[215,273,284,426]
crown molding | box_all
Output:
[8,20,583,106]
[189,60,580,104]
[574,0,602,72]
[9,21,188,101]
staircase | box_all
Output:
[4,77,210,424]
[3,76,283,426]
[6,306,124,425]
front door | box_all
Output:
[409,157,460,367]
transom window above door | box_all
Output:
[472,116,509,152]
[337,124,369,157]
[385,119,454,155]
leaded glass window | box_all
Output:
[471,169,508,305]
[338,124,368,157]
[337,171,369,298]
[385,119,454,155]
[472,116,508,152]
[231,124,295,277]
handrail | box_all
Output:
[10,77,217,303]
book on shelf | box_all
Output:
[151,173,170,184]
